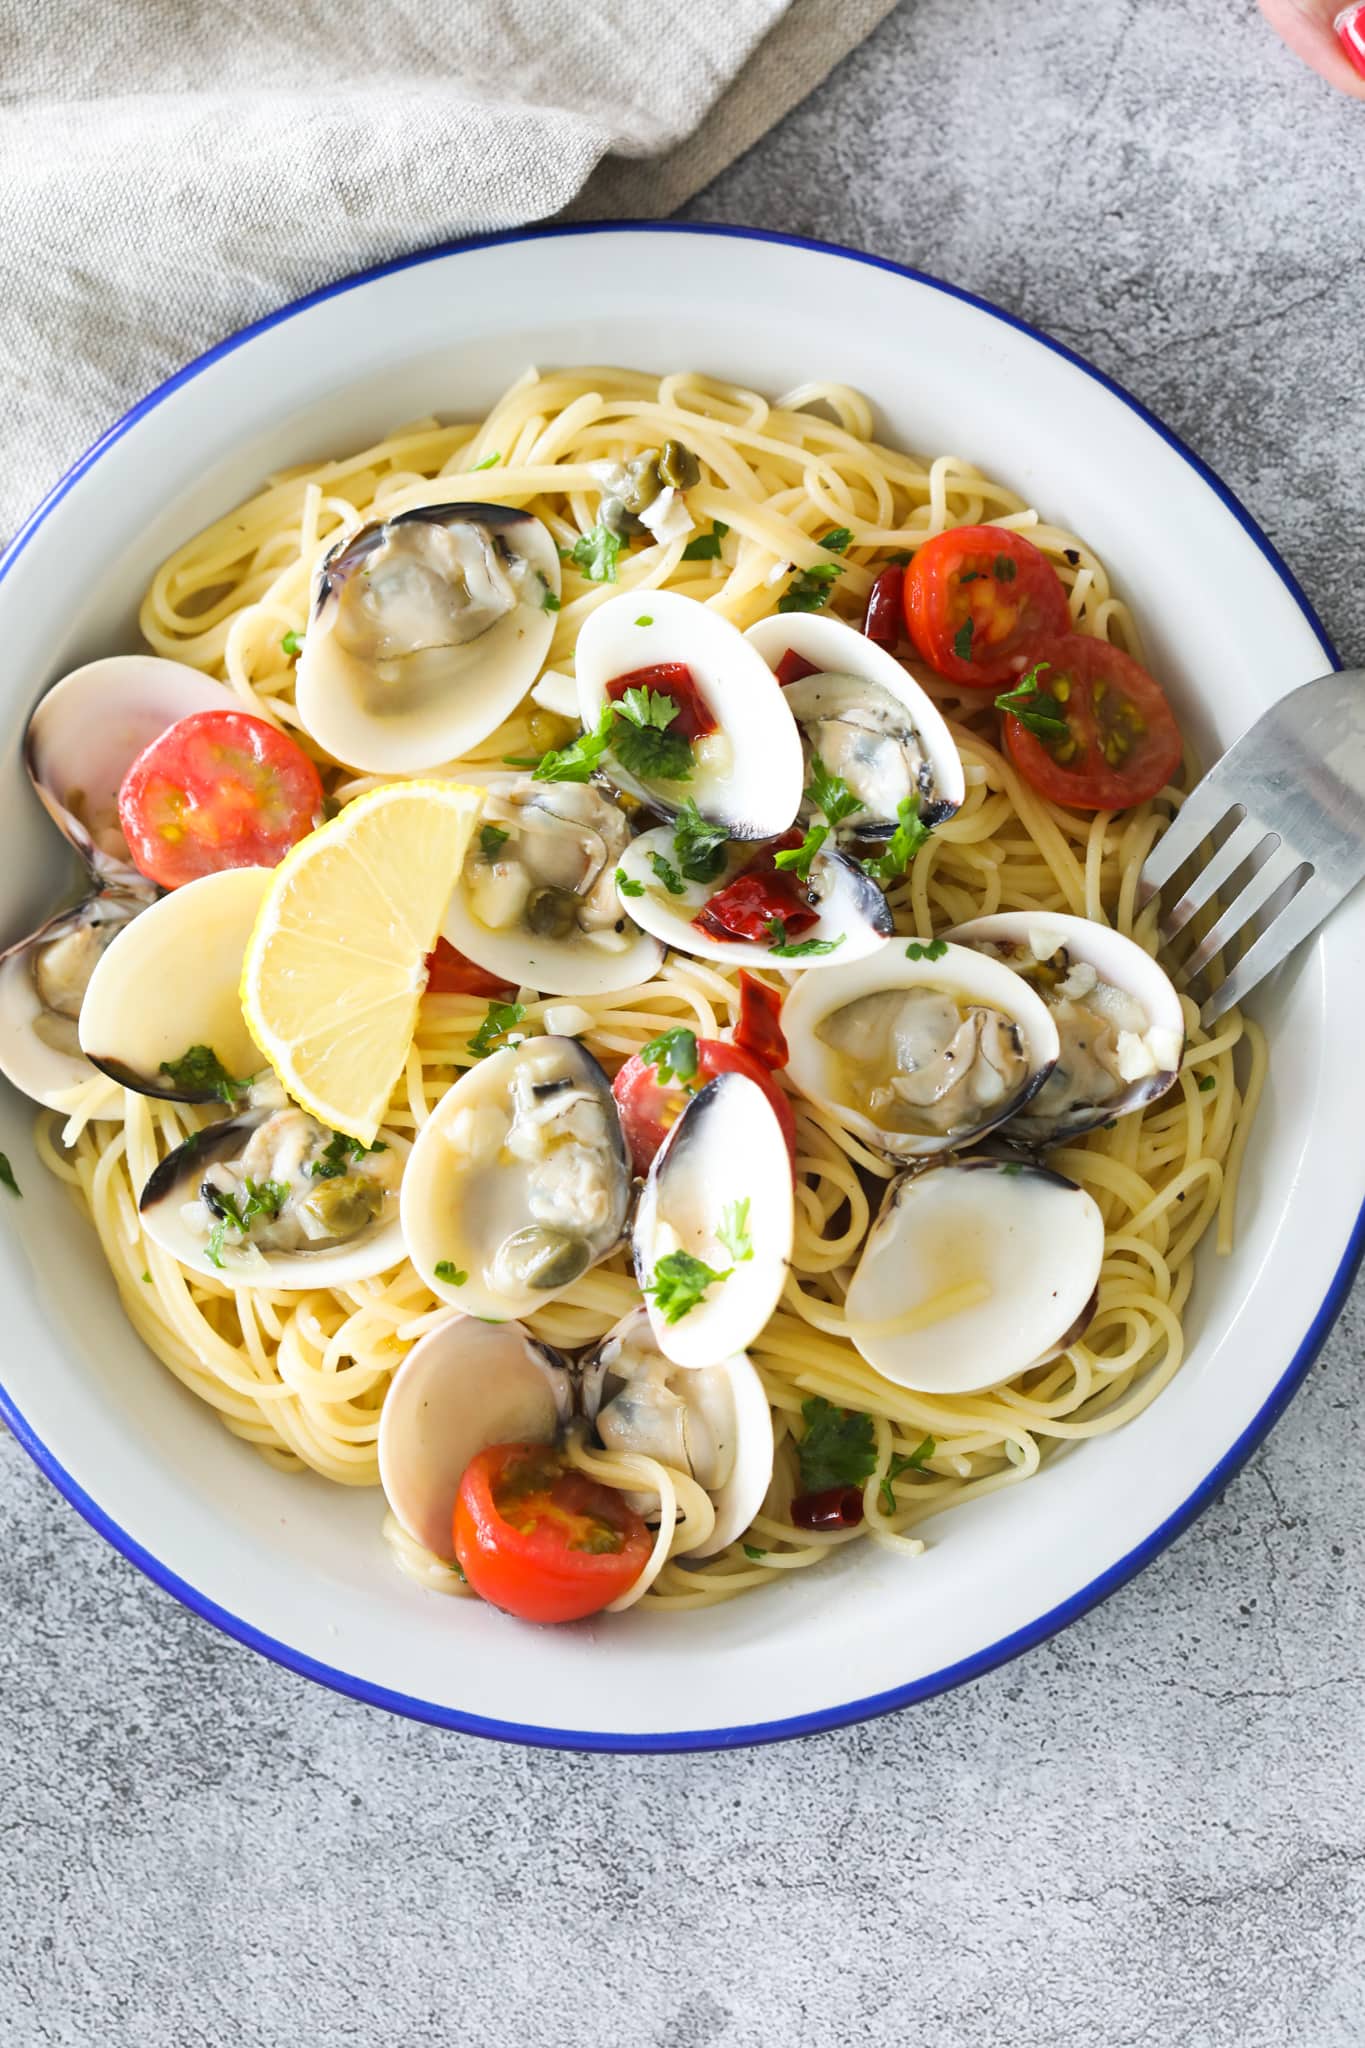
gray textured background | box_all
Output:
[4,4,1364,2043]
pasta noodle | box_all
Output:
[35,366,1264,1607]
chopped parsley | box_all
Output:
[140,1270,151,1284]
[1197,1073,1217,1093]
[280,630,303,658]
[821,527,853,555]
[611,688,694,783]
[778,561,845,614]
[307,1131,387,1181]
[644,1249,732,1324]
[884,550,912,567]
[953,617,975,661]
[681,520,729,562]
[640,1027,698,1087]
[541,587,561,613]
[803,753,862,829]
[878,1435,936,1514]
[473,452,500,470]
[743,1544,768,1561]
[716,1197,753,1265]
[510,701,615,783]
[158,1044,253,1106]
[861,795,931,886]
[999,1161,1023,1176]
[478,823,510,860]
[205,1177,290,1269]
[772,823,829,881]
[672,799,729,884]
[797,1396,876,1494]
[0,1152,20,1198]
[615,867,645,898]
[994,664,1070,741]
[634,614,653,626]
[994,553,1018,582]
[466,1000,526,1059]
[765,923,845,959]
[434,1261,468,1286]
[565,522,623,583]
[647,850,687,896]
[905,937,948,961]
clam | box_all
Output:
[25,655,235,887]
[844,1155,1105,1394]
[631,1072,793,1370]
[614,824,892,971]
[782,941,1059,1159]
[139,1105,407,1287]
[78,866,269,1099]
[574,591,804,839]
[402,1035,630,1318]
[294,503,560,773]
[746,611,965,834]
[440,775,663,997]
[584,1307,773,1558]
[378,1316,577,1557]
[947,912,1184,1142]
[0,890,145,1110]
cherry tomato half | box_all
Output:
[454,1442,651,1624]
[734,971,789,1072]
[612,1037,798,1177]
[118,709,323,889]
[999,636,1184,812]
[606,662,718,740]
[904,526,1071,688]
[423,937,517,1000]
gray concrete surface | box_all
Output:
[4,3,1364,2043]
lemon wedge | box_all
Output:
[240,781,481,1143]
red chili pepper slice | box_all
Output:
[774,648,820,688]
[734,971,789,1071]
[791,1487,865,1531]
[863,565,905,650]
[423,938,517,999]
[605,662,717,740]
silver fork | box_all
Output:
[1137,670,1365,1025]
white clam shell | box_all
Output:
[782,939,1059,1159]
[745,609,965,825]
[946,911,1185,1141]
[295,504,560,773]
[378,1316,574,1558]
[845,1156,1105,1395]
[0,892,143,1112]
[574,590,803,838]
[631,1072,794,1370]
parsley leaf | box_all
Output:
[513,701,615,784]
[473,452,500,470]
[616,867,645,898]
[905,938,948,961]
[772,823,828,880]
[467,1000,526,1058]
[0,1152,20,1198]
[797,1396,877,1494]
[681,520,729,562]
[647,849,687,896]
[953,617,975,661]
[765,922,845,959]
[204,1177,290,1269]
[1197,1073,1217,1093]
[994,663,1071,741]
[878,1435,936,1513]
[434,1261,468,1285]
[566,523,623,583]
[611,688,694,784]
[716,1197,753,1264]
[541,587,561,613]
[994,553,1018,582]
[479,823,510,860]
[280,630,303,658]
[778,562,845,614]
[634,614,653,627]
[644,1249,732,1324]
[861,795,931,886]
[640,1027,698,1086]
[672,799,729,884]
[884,550,912,567]
[743,1544,768,1561]
[820,527,853,555]
[158,1044,253,1106]
[803,753,863,828]
[307,1131,387,1180]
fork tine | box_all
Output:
[1136,794,1232,903]
[1155,815,1271,944]
[1200,876,1335,1025]
[1175,843,1309,987]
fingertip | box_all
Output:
[1259,0,1365,96]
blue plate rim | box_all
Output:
[0,218,1355,1754]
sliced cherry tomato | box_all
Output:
[998,636,1183,811]
[423,937,516,1000]
[605,662,717,740]
[904,526,1071,688]
[118,709,323,889]
[612,1037,798,1176]
[862,564,906,650]
[454,1442,651,1625]
[692,836,819,945]
[734,971,789,1071]
[774,648,820,688]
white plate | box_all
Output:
[1,225,1359,1752]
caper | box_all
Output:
[298,1174,385,1241]
[618,452,663,517]
[525,886,579,940]
[658,439,700,490]
[498,1225,591,1291]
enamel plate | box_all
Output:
[0,226,1358,1751]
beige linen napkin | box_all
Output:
[0,0,897,541]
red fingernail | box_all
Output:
[1335,5,1365,78]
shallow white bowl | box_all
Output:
[1,225,1360,1752]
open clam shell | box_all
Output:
[0,890,145,1111]
[947,911,1185,1143]
[574,590,804,839]
[295,503,560,773]
[746,610,965,833]
[378,1316,576,1558]
[782,940,1059,1160]
[631,1071,794,1370]
[845,1155,1105,1395]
